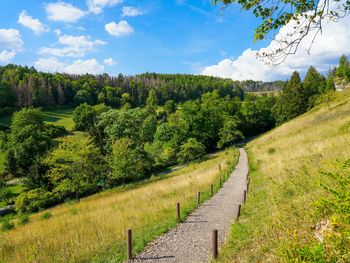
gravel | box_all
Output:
[131,148,249,263]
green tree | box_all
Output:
[42,137,105,201]
[273,71,307,124]
[303,66,326,107]
[146,89,159,114]
[107,137,151,186]
[121,93,131,109]
[177,138,206,164]
[335,55,350,82]
[6,108,52,174]
[164,100,176,114]
[73,103,96,131]
[217,117,244,149]
[140,114,158,143]
[0,80,15,108]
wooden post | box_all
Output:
[177,203,180,222]
[197,192,201,207]
[211,184,214,195]
[243,190,247,203]
[126,229,132,261]
[237,204,241,218]
[220,177,222,188]
[212,229,218,259]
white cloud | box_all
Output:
[54,29,61,36]
[0,28,24,62]
[66,58,104,74]
[104,58,116,66]
[34,57,65,72]
[46,2,85,23]
[18,10,48,35]
[122,6,142,17]
[39,35,106,57]
[105,20,133,37]
[202,15,350,81]
[35,57,104,74]
[0,50,17,62]
[87,0,123,14]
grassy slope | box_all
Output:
[219,89,350,262]
[0,148,239,263]
[0,108,75,174]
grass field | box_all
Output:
[0,148,239,263]
[218,89,350,262]
[0,108,75,131]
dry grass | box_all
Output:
[218,88,350,262]
[0,148,238,263]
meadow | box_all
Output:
[0,148,239,262]
[218,89,350,262]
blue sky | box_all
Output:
[0,0,349,81]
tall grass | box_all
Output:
[0,148,238,263]
[218,89,350,262]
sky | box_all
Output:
[0,0,349,81]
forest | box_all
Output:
[0,55,349,214]
[0,65,285,119]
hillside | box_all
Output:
[0,148,238,262]
[219,89,350,262]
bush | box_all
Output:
[45,124,68,138]
[40,211,52,220]
[15,188,57,213]
[18,214,30,225]
[73,103,96,131]
[177,138,206,164]
[1,218,14,231]
[267,147,276,154]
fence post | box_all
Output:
[211,184,214,195]
[237,204,241,218]
[243,190,247,203]
[197,192,201,207]
[219,177,222,188]
[212,229,218,259]
[177,203,180,222]
[127,229,132,261]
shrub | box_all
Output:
[18,214,30,225]
[15,188,57,213]
[40,211,52,220]
[177,138,206,164]
[267,147,276,154]
[1,218,14,231]
[45,124,68,138]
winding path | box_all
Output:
[132,148,249,263]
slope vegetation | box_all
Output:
[0,148,238,263]
[219,89,350,262]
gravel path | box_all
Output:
[132,148,249,263]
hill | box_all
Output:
[219,88,350,262]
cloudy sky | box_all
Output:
[0,0,349,81]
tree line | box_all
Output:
[0,65,285,119]
[1,55,349,213]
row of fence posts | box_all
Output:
[125,165,250,261]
